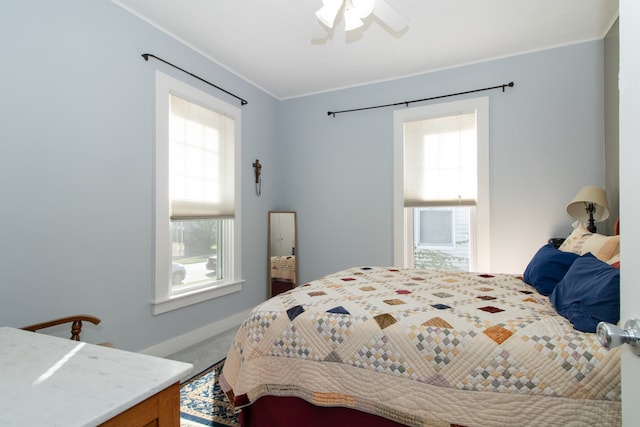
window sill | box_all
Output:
[153,279,244,315]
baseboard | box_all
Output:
[139,309,251,357]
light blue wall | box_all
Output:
[1,1,607,351]
[280,41,606,282]
[0,1,280,350]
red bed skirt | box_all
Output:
[239,395,409,427]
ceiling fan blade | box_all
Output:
[373,0,409,32]
[315,0,343,28]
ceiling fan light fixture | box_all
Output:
[352,0,375,19]
[344,6,364,31]
[315,0,343,28]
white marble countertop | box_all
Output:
[0,327,192,427]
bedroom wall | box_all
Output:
[0,0,280,351]
[0,1,609,353]
[280,40,607,281]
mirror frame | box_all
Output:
[268,211,298,298]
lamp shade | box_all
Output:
[566,186,610,222]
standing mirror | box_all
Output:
[269,211,297,297]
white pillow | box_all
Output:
[558,224,620,262]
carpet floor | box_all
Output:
[180,359,239,427]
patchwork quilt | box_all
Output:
[221,267,621,426]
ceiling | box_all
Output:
[112,0,618,100]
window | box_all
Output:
[415,208,454,247]
[412,207,471,271]
[154,71,242,314]
[393,97,490,272]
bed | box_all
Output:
[222,226,621,426]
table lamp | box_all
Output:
[566,185,609,233]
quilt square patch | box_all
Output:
[433,292,453,298]
[374,313,397,329]
[431,304,451,310]
[287,305,306,321]
[384,299,406,305]
[478,306,504,314]
[422,316,453,328]
[484,325,513,344]
[327,306,350,315]
[308,291,327,297]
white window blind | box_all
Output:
[403,111,477,207]
[169,94,235,220]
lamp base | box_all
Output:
[587,203,597,233]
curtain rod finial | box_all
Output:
[502,81,515,92]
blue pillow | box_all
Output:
[523,243,580,296]
[549,252,620,333]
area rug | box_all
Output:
[180,359,240,427]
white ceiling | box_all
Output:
[112,0,618,100]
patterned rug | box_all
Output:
[180,359,240,427]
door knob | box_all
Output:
[596,319,640,356]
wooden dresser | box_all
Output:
[0,327,192,426]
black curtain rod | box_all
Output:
[142,53,248,106]
[327,81,514,117]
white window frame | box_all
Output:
[393,97,490,271]
[153,71,243,314]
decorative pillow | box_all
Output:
[549,252,620,333]
[607,253,620,269]
[558,223,620,262]
[523,243,580,296]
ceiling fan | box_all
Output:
[315,0,409,33]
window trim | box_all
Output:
[393,96,490,271]
[153,71,243,315]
